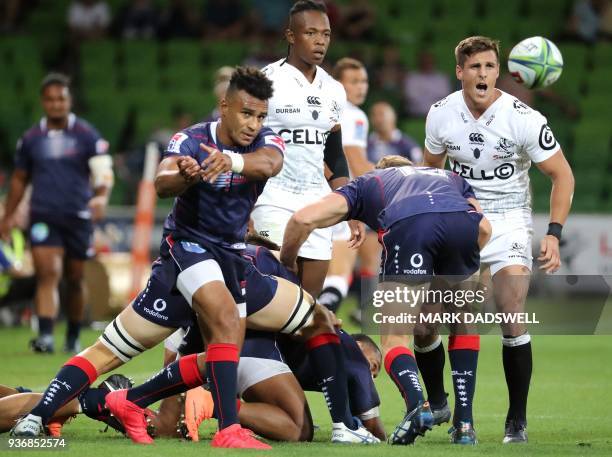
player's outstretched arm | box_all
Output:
[200,144,283,183]
[280,193,350,270]
[422,147,447,168]
[535,149,575,274]
[154,155,203,198]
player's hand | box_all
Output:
[200,143,232,183]
[538,235,561,274]
[347,220,365,249]
[88,195,108,222]
[176,156,203,183]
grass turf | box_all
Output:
[1,312,611,456]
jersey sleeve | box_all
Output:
[449,171,476,199]
[14,136,31,173]
[164,131,198,158]
[521,110,560,163]
[341,111,368,148]
[334,174,381,221]
[255,127,285,156]
[86,127,109,159]
[424,107,446,154]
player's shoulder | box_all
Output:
[498,90,544,119]
[167,122,209,153]
[319,67,346,96]
[426,90,462,121]
[344,102,367,122]
[261,59,287,80]
[72,115,105,142]
[21,121,44,141]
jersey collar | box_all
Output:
[40,113,76,132]
[460,89,504,122]
[281,59,321,88]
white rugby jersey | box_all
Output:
[425,90,560,213]
[341,102,368,148]
[256,59,347,210]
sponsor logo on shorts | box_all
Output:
[143,307,169,321]
[153,298,167,312]
[410,253,424,268]
[31,222,49,242]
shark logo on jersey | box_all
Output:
[493,138,517,159]
[329,101,341,123]
[538,124,557,150]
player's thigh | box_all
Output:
[298,258,329,297]
[61,218,94,261]
[435,211,481,278]
[31,246,64,280]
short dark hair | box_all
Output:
[227,66,274,101]
[352,333,382,363]
[332,57,365,81]
[455,36,500,67]
[40,72,71,95]
[375,155,413,169]
[290,0,327,18]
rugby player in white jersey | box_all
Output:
[252,0,363,297]
[319,57,374,315]
[422,36,575,443]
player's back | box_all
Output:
[163,121,277,249]
[257,59,347,210]
[336,166,475,231]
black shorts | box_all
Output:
[29,212,93,260]
[380,211,481,281]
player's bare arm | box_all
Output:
[535,149,575,274]
[344,144,374,177]
[154,155,203,198]
[0,169,29,239]
[280,193,350,270]
[422,147,447,169]
[199,143,283,183]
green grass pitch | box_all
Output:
[1,312,611,457]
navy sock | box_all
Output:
[31,356,97,423]
[448,336,479,425]
[307,333,355,429]
[206,344,239,430]
[126,353,204,408]
[38,317,54,336]
[78,387,108,420]
[415,337,447,409]
[384,346,424,411]
[502,334,532,423]
[66,321,81,345]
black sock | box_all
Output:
[415,337,447,409]
[448,336,479,425]
[31,356,97,423]
[126,353,204,408]
[66,321,81,346]
[78,387,108,420]
[502,334,532,423]
[318,286,343,312]
[384,346,424,411]
[38,317,54,336]
[205,344,239,430]
[307,333,355,429]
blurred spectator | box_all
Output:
[204,66,234,122]
[367,101,422,164]
[67,0,111,40]
[157,0,199,39]
[247,0,293,39]
[1,0,27,33]
[201,0,248,40]
[402,51,451,118]
[339,0,376,40]
[564,0,611,42]
[114,0,158,39]
[374,45,406,91]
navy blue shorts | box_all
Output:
[29,212,93,260]
[380,211,481,280]
[162,235,249,313]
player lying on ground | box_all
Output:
[280,155,492,445]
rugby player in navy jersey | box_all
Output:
[0,73,113,354]
[10,67,284,450]
[280,155,492,445]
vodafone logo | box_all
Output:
[153,299,167,312]
[410,254,424,268]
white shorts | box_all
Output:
[237,357,292,396]
[164,328,186,354]
[331,221,351,242]
[481,209,533,276]
[251,205,333,260]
